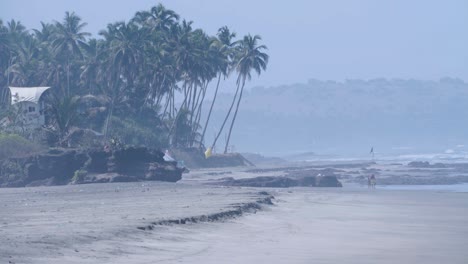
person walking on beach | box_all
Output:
[370,174,376,188]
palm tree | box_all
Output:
[33,22,63,88]
[100,21,150,89]
[80,38,106,95]
[0,20,29,107]
[1,7,269,151]
[52,11,90,96]
[200,26,236,147]
[33,22,55,43]
[8,36,40,86]
[223,34,268,153]
[0,20,9,64]
[133,3,179,34]
[6,19,27,42]
[46,94,80,146]
[0,20,12,107]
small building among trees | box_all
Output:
[3,86,51,130]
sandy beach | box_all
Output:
[171,188,468,264]
[1,164,468,264]
[1,0,466,263]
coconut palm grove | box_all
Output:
[0,4,269,154]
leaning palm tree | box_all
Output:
[200,26,236,147]
[223,34,268,153]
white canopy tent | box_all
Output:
[9,86,51,105]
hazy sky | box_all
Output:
[1,0,467,87]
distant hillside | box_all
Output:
[203,78,468,156]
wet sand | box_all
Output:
[0,182,269,263]
[171,188,468,264]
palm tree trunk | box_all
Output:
[195,82,209,128]
[224,76,246,153]
[162,93,171,118]
[104,99,114,141]
[210,77,241,150]
[186,82,192,110]
[171,87,175,118]
[155,74,167,108]
[191,82,208,147]
[167,94,189,143]
[191,82,205,127]
[155,76,167,107]
[201,72,221,146]
[2,55,12,105]
[0,88,4,107]
[66,57,70,97]
[189,84,198,133]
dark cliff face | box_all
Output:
[0,147,182,188]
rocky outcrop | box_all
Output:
[0,147,183,188]
[211,166,343,188]
[137,193,274,230]
[315,175,343,187]
[214,174,342,188]
[407,161,446,168]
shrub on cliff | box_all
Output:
[0,133,43,160]
[109,117,168,149]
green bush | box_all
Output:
[71,169,88,184]
[0,159,24,183]
[0,133,44,160]
[109,117,168,149]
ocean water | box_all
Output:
[379,183,468,192]
[283,148,468,164]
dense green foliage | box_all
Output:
[0,133,43,160]
[0,4,268,150]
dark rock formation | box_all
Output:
[145,161,182,182]
[137,192,274,230]
[214,174,342,188]
[407,161,447,168]
[86,150,110,173]
[315,175,343,187]
[27,149,88,185]
[216,176,298,187]
[0,147,183,188]
[408,161,431,168]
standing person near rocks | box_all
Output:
[370,174,376,188]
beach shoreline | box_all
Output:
[1,161,468,263]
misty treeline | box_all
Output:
[218,78,468,154]
[0,4,268,151]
